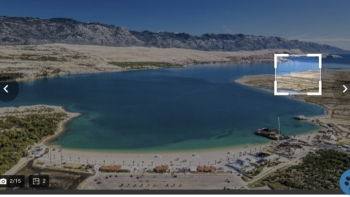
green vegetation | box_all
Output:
[20,54,62,61]
[241,175,251,182]
[0,73,25,81]
[100,169,130,173]
[0,55,12,60]
[146,169,155,173]
[0,110,68,174]
[108,61,181,69]
[0,53,64,61]
[249,149,350,190]
[36,71,49,77]
[51,68,61,75]
[246,163,266,177]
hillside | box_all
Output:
[0,16,348,54]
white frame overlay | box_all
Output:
[274,54,322,96]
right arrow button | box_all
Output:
[344,85,348,93]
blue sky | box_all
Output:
[1,0,350,49]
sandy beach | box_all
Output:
[47,131,315,167]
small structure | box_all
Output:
[154,154,162,158]
[217,167,225,173]
[191,153,200,158]
[243,166,255,173]
[226,159,247,172]
[235,159,245,166]
[245,157,257,164]
[189,166,197,173]
[330,135,337,140]
[342,144,350,149]
[264,154,279,162]
[177,167,189,173]
[256,159,266,165]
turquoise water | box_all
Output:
[0,63,326,152]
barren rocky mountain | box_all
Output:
[0,16,349,54]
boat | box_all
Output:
[255,128,279,140]
[255,117,281,140]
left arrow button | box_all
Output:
[0,78,19,102]
[4,85,8,93]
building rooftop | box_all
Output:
[197,165,217,172]
[155,165,169,171]
[100,165,121,171]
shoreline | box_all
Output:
[50,139,271,155]
[6,61,261,83]
[234,75,329,117]
[42,108,81,147]
[53,128,319,157]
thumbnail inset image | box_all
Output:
[274,54,322,96]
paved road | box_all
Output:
[3,157,31,175]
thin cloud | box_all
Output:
[286,33,350,42]
[286,33,308,40]
[298,37,350,42]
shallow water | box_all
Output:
[277,56,319,75]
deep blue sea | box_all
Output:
[1,55,349,152]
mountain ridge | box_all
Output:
[0,16,348,54]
